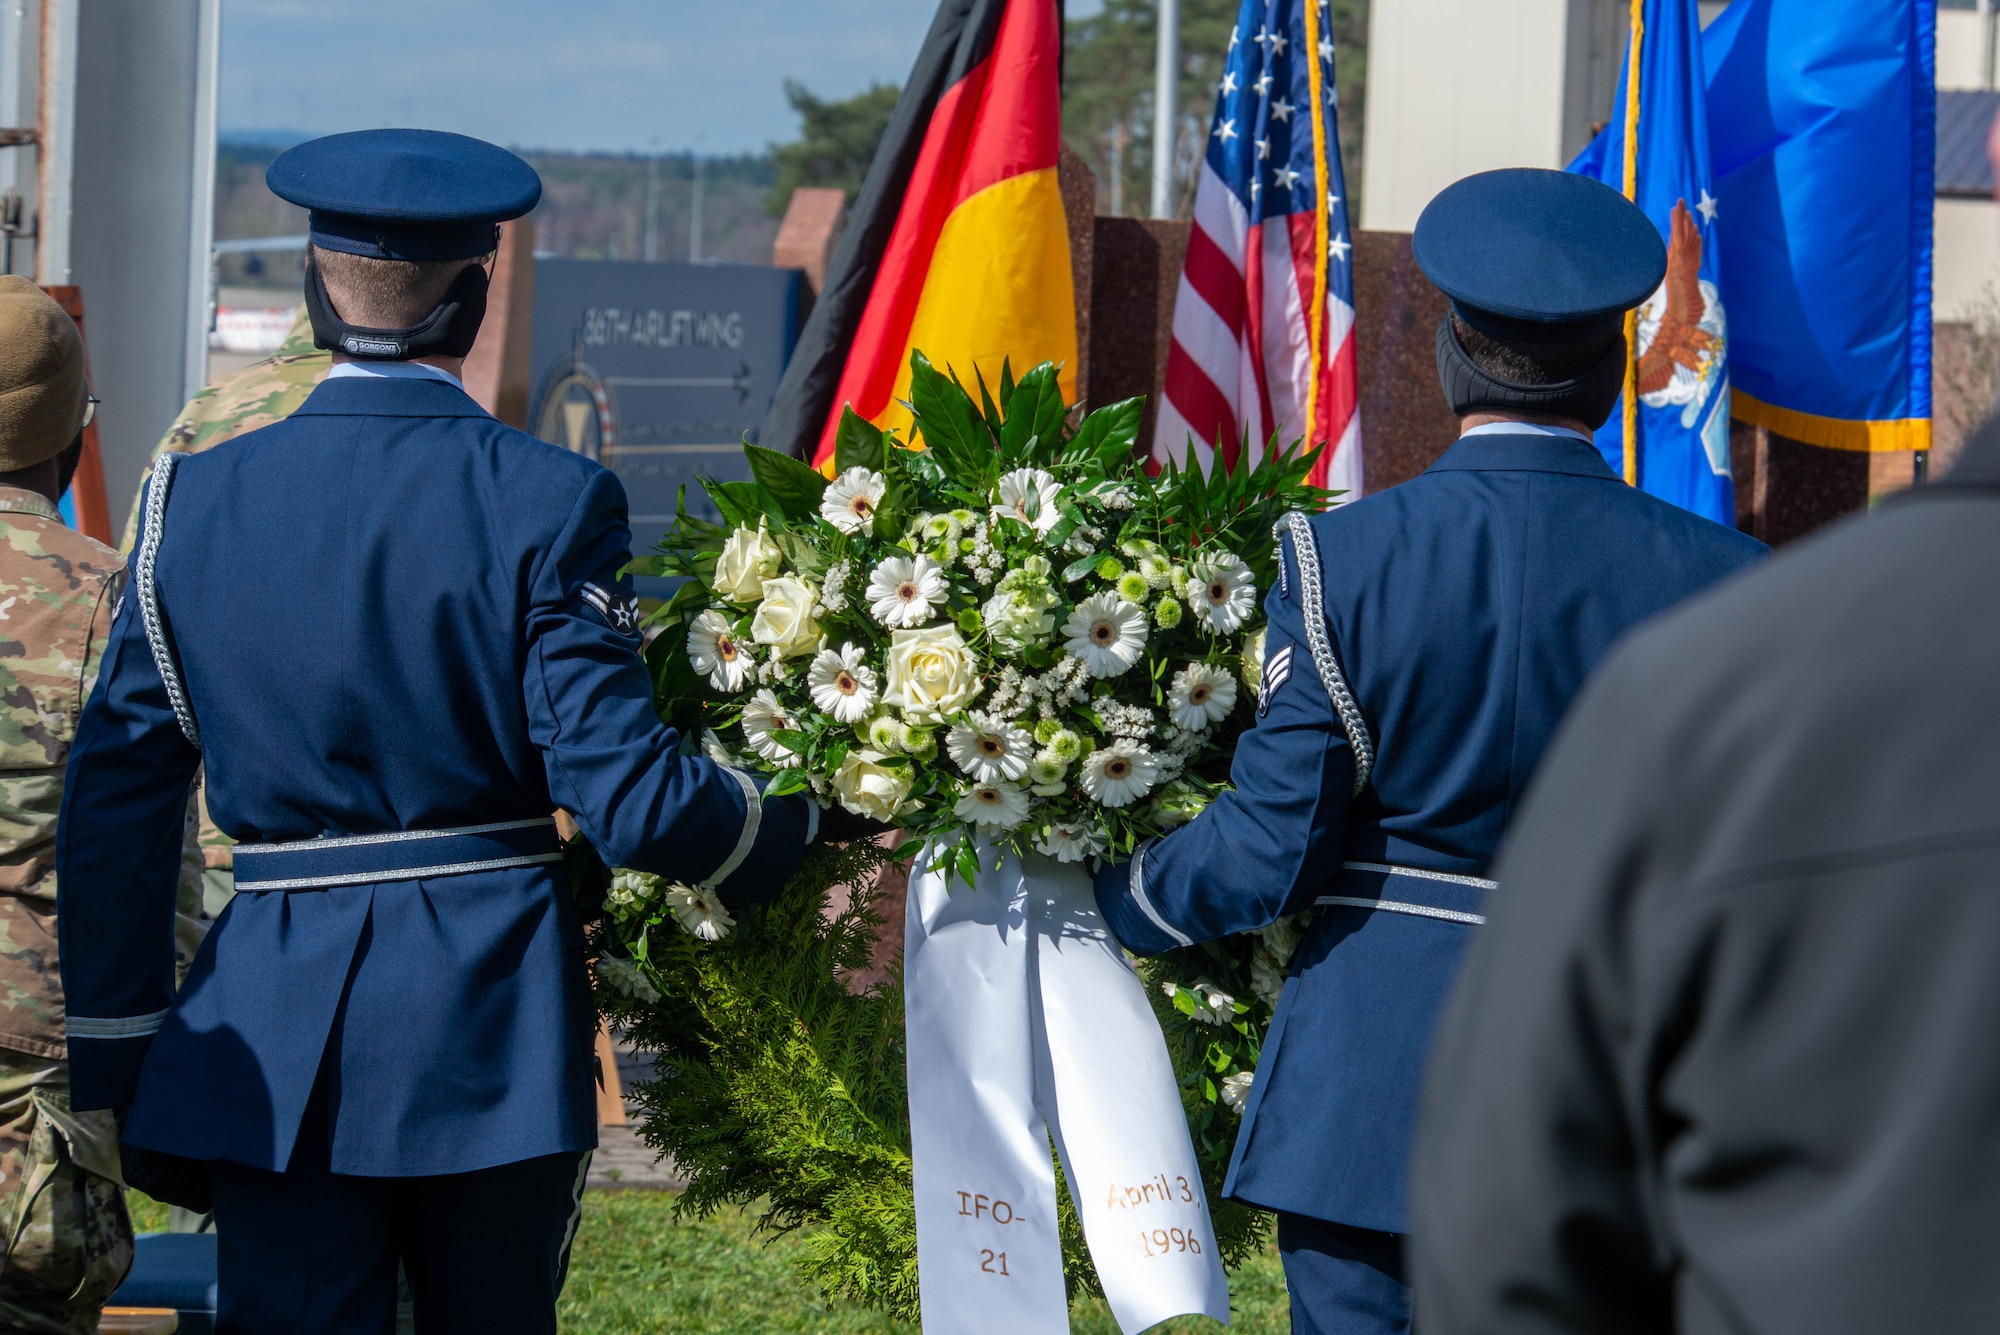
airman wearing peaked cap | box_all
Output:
[56,130,825,1333]
[1089,167,1766,1335]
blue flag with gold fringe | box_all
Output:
[1570,0,1731,524]
[1701,0,1935,454]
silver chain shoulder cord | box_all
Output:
[1274,511,1373,795]
[135,453,201,748]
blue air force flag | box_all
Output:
[1571,0,1734,527]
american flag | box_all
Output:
[1155,0,1362,495]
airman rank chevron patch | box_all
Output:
[580,581,641,638]
[1260,640,1296,716]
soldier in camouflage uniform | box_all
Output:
[0,276,134,1333]
[121,305,331,941]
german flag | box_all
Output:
[762,0,1075,468]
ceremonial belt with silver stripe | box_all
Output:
[1315,861,1494,926]
[232,817,565,891]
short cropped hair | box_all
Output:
[1451,315,1620,387]
[311,246,488,328]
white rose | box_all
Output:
[1241,626,1268,696]
[831,749,913,821]
[881,624,982,724]
[714,520,783,603]
[750,576,821,658]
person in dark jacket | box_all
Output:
[1091,168,1766,1335]
[1409,380,2000,1333]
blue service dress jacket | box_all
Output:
[55,373,810,1177]
[1094,427,1766,1234]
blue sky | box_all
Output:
[222,0,1016,155]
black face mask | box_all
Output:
[55,434,82,498]
[303,258,489,360]
[1433,316,1628,430]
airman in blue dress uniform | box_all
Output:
[54,130,822,1333]
[1093,169,1769,1335]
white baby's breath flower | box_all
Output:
[954,780,1031,831]
[818,559,853,614]
[1167,662,1240,730]
[808,643,879,724]
[1188,552,1257,635]
[820,466,887,535]
[945,715,1034,783]
[993,467,1062,535]
[686,609,752,692]
[1079,740,1161,807]
[1062,591,1147,678]
[595,954,661,1004]
[661,882,736,942]
[1220,1070,1255,1112]
[866,552,948,629]
[1034,820,1108,863]
[740,689,798,764]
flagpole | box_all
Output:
[1152,0,1178,218]
[1619,0,1644,487]
[1302,0,1332,452]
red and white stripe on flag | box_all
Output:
[1150,0,1363,498]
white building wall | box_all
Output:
[1362,0,1583,232]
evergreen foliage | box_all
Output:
[768,80,904,216]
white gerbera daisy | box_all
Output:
[993,467,1062,535]
[661,882,736,942]
[1167,662,1240,730]
[1188,552,1257,634]
[1219,1070,1255,1112]
[954,780,1030,831]
[1062,591,1147,678]
[821,466,887,535]
[1034,820,1108,864]
[740,689,798,764]
[687,609,752,691]
[1079,739,1161,807]
[807,643,879,724]
[865,552,948,628]
[945,715,1034,783]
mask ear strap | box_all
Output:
[304,259,490,361]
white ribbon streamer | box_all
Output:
[906,843,1231,1333]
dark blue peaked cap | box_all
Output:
[267,129,542,262]
[1413,168,1665,342]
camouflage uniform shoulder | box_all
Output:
[121,305,330,553]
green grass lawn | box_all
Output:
[132,1187,1291,1332]
[559,1191,1292,1335]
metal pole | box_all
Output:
[1151,0,1178,219]
[1983,0,1997,89]
[35,0,77,285]
[644,152,659,262]
[689,154,703,263]
[184,0,221,402]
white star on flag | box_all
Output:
[1273,165,1303,191]
[1270,31,1288,55]
[1328,232,1351,262]
[1320,37,1333,62]
[1218,71,1239,96]
[1214,118,1238,144]
[1253,24,1273,49]
[1253,71,1273,96]
[1271,98,1294,122]
[1696,188,1719,225]
[1256,137,1272,160]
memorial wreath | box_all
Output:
[580,350,1331,1320]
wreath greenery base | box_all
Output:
[589,838,1273,1322]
